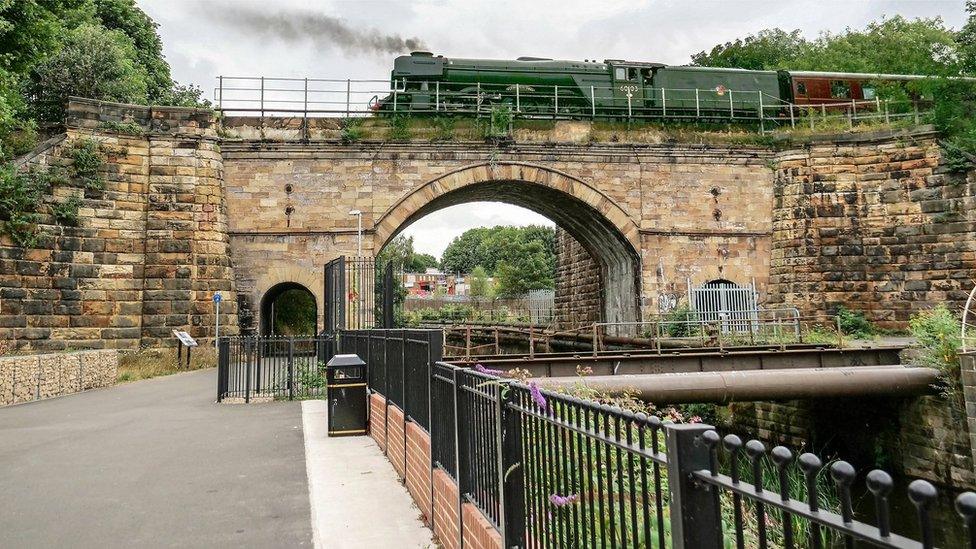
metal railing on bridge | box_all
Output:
[358,328,976,548]
[214,76,931,133]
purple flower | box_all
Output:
[474,363,505,376]
[530,382,547,411]
[549,493,579,507]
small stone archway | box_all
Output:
[254,266,324,335]
[374,162,642,326]
[260,282,318,335]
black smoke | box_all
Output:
[214,6,427,56]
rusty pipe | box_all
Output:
[531,366,941,404]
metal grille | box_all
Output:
[690,280,759,333]
[324,256,378,332]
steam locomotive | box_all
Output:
[372,51,943,117]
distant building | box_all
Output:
[403,269,459,296]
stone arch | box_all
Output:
[254,266,323,334]
[374,162,642,325]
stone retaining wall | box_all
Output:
[0,349,117,406]
[554,229,602,328]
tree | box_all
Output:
[793,15,960,76]
[494,240,554,297]
[378,235,439,272]
[28,23,148,124]
[959,1,976,74]
[691,29,809,70]
[93,0,171,102]
[440,225,556,278]
[468,265,492,297]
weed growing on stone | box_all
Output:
[117,345,216,383]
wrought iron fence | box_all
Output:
[214,76,931,133]
[324,256,379,332]
[360,325,976,548]
[216,334,334,402]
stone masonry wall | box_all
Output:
[768,127,976,328]
[554,228,602,328]
[0,98,238,351]
[0,349,117,406]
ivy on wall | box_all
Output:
[0,137,106,247]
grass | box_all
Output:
[117,345,217,383]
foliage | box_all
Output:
[431,116,455,141]
[92,0,171,102]
[340,117,363,143]
[98,120,143,135]
[271,288,317,335]
[51,193,82,226]
[468,265,493,297]
[835,306,875,339]
[691,28,809,70]
[441,225,556,278]
[117,345,217,383]
[0,163,46,246]
[379,235,438,272]
[909,305,962,382]
[961,1,976,74]
[484,105,512,139]
[68,138,105,190]
[661,304,696,337]
[388,115,410,141]
[494,239,554,297]
[28,23,149,124]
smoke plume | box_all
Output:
[215,6,427,56]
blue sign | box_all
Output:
[213,292,222,304]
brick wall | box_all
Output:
[368,392,387,451]
[432,468,461,549]
[387,404,407,478]
[1,349,117,406]
[369,389,501,549]
[405,422,433,520]
[768,128,976,328]
[554,229,602,328]
[462,502,503,549]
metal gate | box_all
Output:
[689,279,759,333]
[324,256,390,333]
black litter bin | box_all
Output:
[326,354,368,437]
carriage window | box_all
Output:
[863,86,876,100]
[628,68,638,80]
[795,81,807,95]
[830,80,851,98]
[614,67,627,80]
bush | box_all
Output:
[340,117,363,143]
[662,304,695,337]
[28,24,149,124]
[0,164,47,246]
[836,306,874,339]
[51,194,82,226]
[68,138,105,190]
[909,304,962,380]
[388,115,410,141]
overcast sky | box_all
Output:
[140,0,968,258]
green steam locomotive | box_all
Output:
[372,51,937,118]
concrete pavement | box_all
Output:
[302,400,435,549]
[0,368,312,548]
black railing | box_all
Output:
[356,327,976,549]
[340,329,441,431]
[216,334,334,402]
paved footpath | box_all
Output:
[0,368,433,548]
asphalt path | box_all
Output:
[0,368,312,548]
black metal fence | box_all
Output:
[340,329,441,430]
[216,335,334,402]
[358,329,976,548]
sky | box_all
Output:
[140,0,968,257]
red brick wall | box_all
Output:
[432,468,461,549]
[368,393,386,451]
[462,502,503,549]
[387,404,406,478]
[405,422,433,521]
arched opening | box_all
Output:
[260,282,318,335]
[375,163,642,327]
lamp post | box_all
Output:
[349,209,362,257]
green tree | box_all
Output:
[468,265,492,297]
[93,0,171,102]
[793,15,960,76]
[691,28,809,70]
[440,227,492,274]
[959,1,976,73]
[28,23,148,124]
[378,235,439,272]
[440,225,557,278]
[494,240,554,297]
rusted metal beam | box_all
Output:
[450,346,905,379]
[531,366,940,404]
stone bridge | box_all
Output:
[1,97,973,351]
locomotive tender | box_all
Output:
[375,51,940,117]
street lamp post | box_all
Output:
[349,209,362,256]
